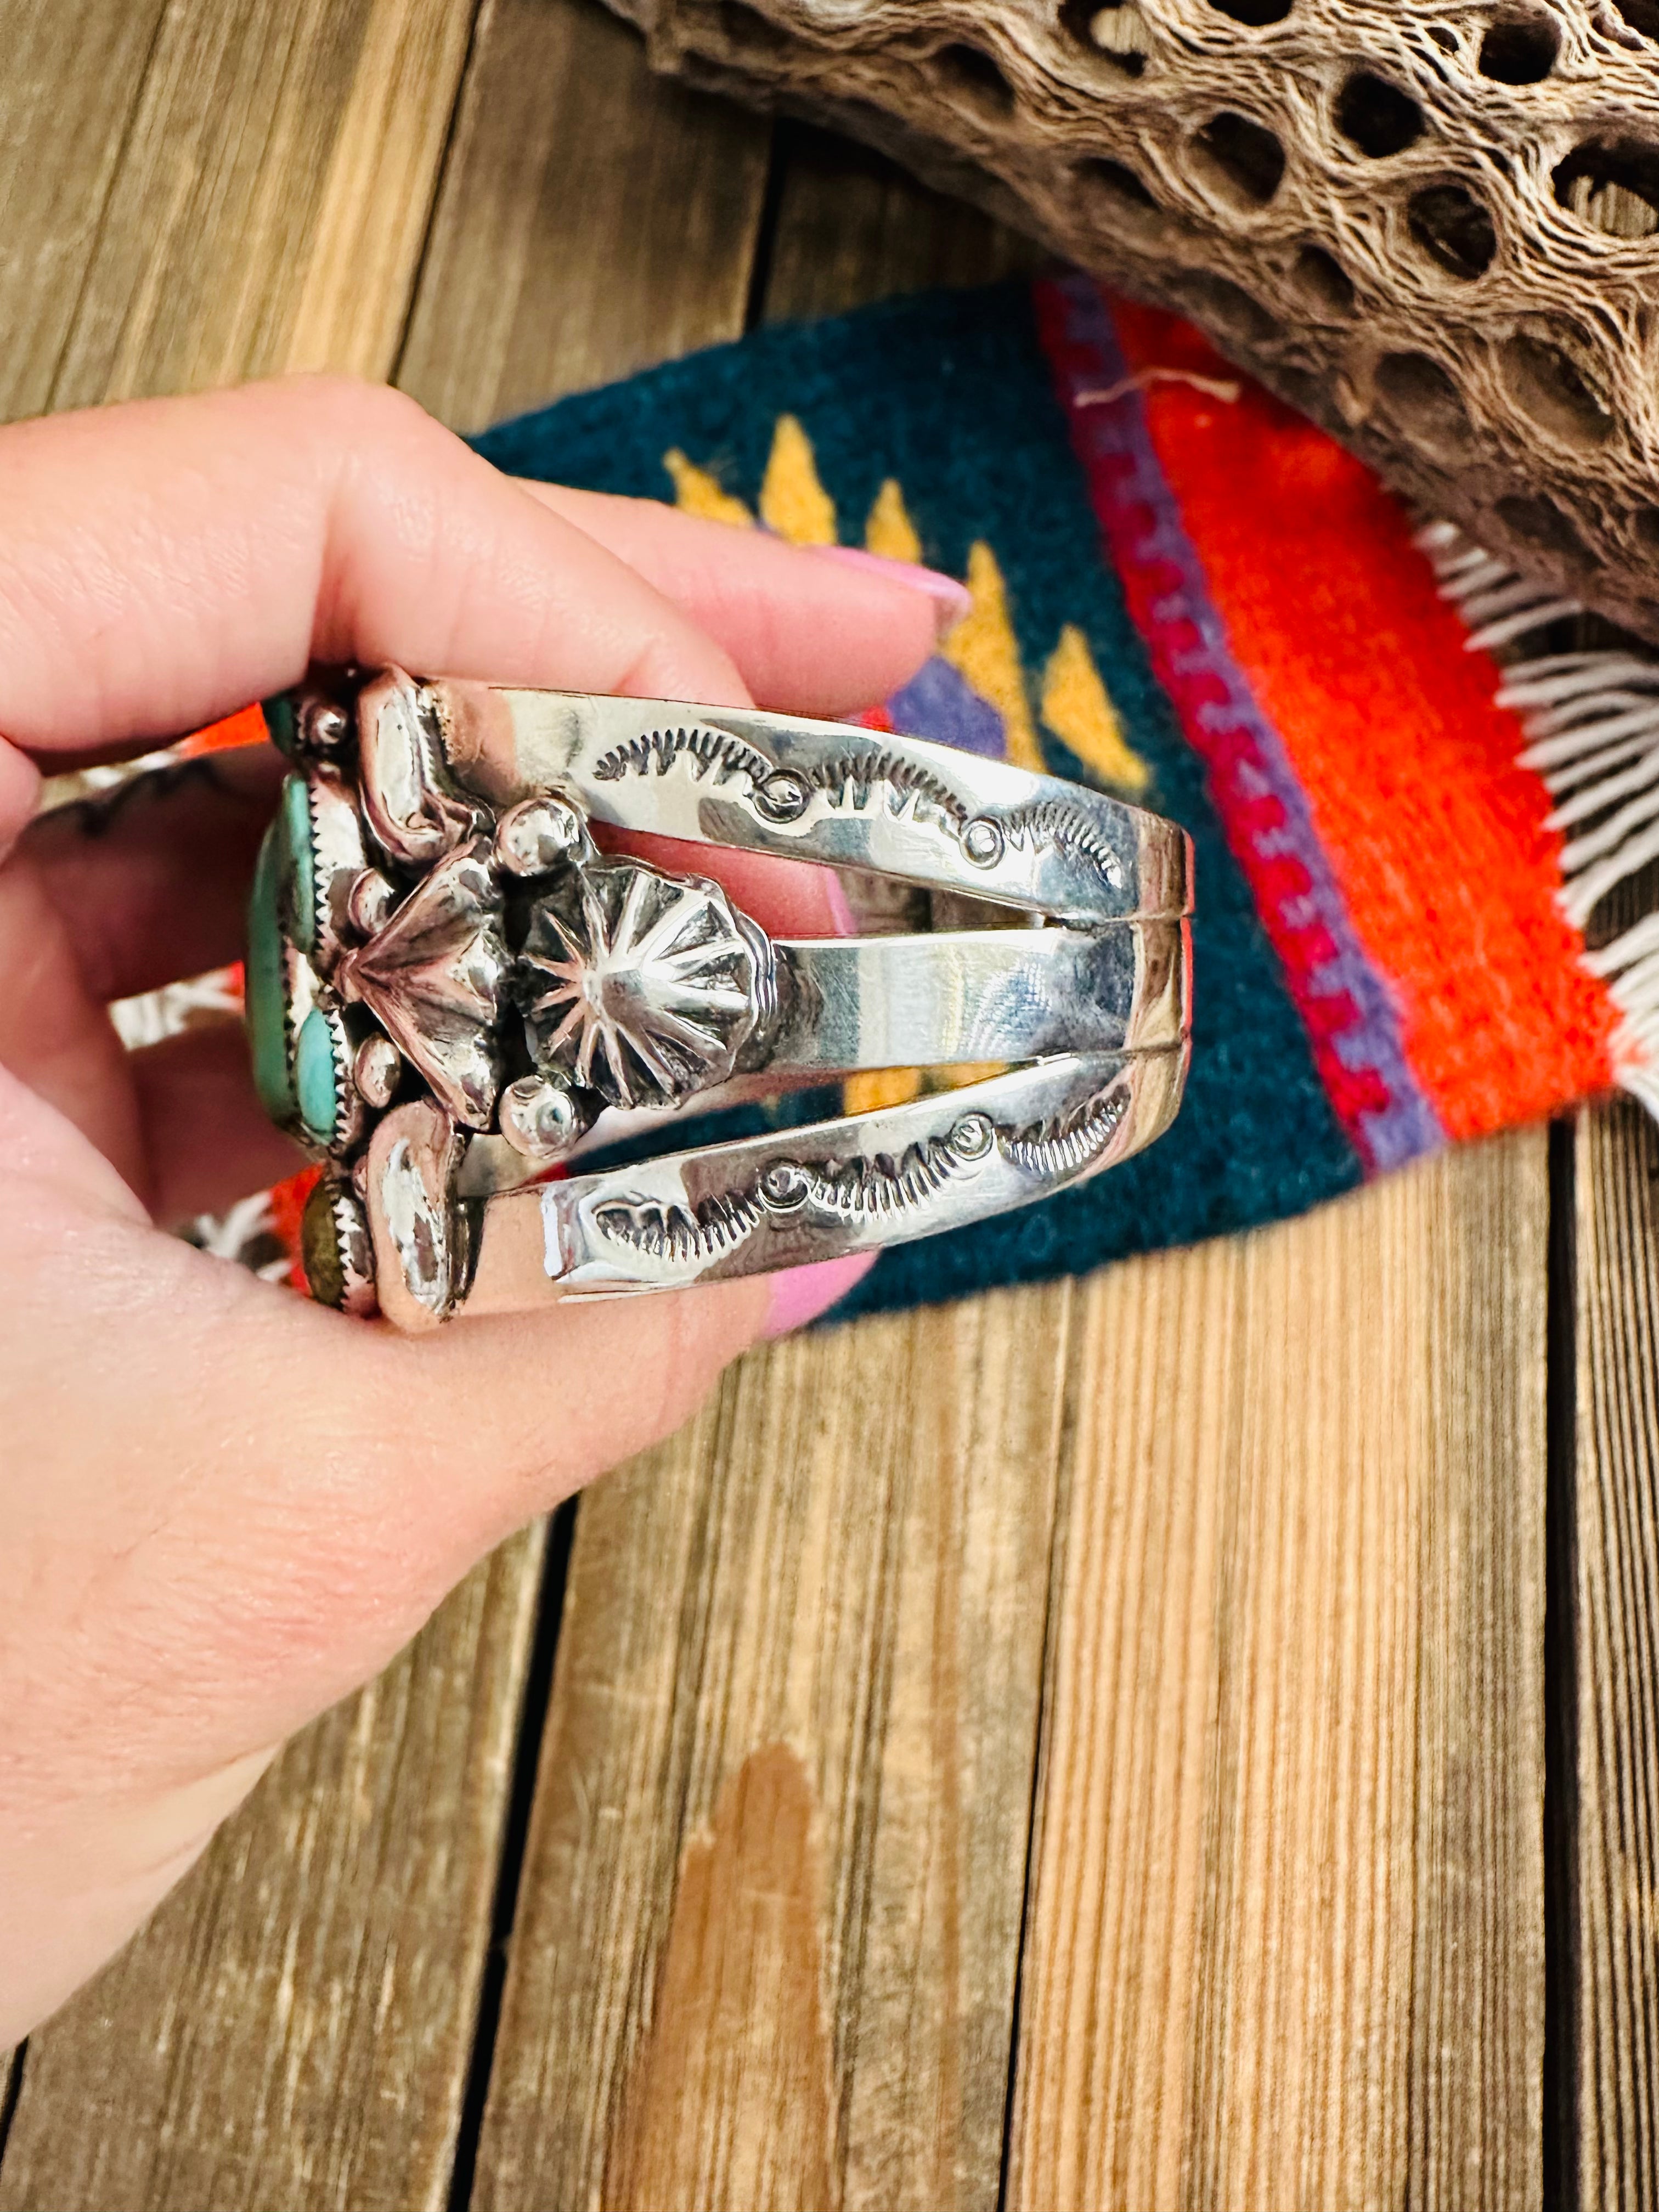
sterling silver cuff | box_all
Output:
[248,668,1193,1330]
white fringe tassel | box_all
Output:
[109,964,242,1049]
[1419,519,1659,1115]
[183,1188,294,1284]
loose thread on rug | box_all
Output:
[1074,367,1243,410]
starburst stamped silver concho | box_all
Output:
[248,667,1193,1330]
[517,862,765,1110]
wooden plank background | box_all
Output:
[1564,846,1659,2211]
[0,0,1650,2202]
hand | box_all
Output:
[0,375,942,2044]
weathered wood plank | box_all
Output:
[281,0,484,381]
[1407,1137,1548,2212]
[0,0,170,423]
[760,120,1043,325]
[0,1536,543,2212]
[399,0,771,431]
[1568,1090,1659,2207]
[1006,1137,1548,2212]
[471,1286,1072,2212]
[47,0,479,407]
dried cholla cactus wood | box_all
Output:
[605,0,1659,641]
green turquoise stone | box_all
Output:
[246,809,297,1131]
[283,772,318,956]
[261,691,300,760]
[246,771,336,1145]
[294,1006,342,1147]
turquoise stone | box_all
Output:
[246,809,298,1131]
[261,691,299,760]
[283,772,319,956]
[294,1006,342,1147]
[246,771,338,1146]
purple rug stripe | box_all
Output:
[888,656,1008,758]
[1048,273,1444,1176]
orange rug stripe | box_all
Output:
[1112,300,1619,1138]
[178,699,269,757]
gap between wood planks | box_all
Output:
[443,1503,581,2212]
[1544,1114,1580,2212]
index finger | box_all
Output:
[0,373,933,766]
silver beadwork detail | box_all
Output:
[498,1072,586,1163]
[353,1031,402,1110]
[494,795,589,877]
[962,816,1003,866]
[300,699,351,757]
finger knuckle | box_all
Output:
[272,371,441,461]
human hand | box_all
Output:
[0,375,947,2044]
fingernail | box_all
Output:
[810,545,973,638]
[823,868,857,936]
[763,1251,877,1338]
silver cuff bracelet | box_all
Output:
[247,668,1193,1330]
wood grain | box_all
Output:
[1006,1137,1549,2212]
[399,0,771,431]
[760,120,1044,325]
[1569,1091,1659,2206]
[0,0,170,422]
[46,0,479,407]
[471,1287,1073,2212]
[280,0,484,381]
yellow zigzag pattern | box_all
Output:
[662,421,1148,796]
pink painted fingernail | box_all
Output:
[823,867,858,936]
[809,544,973,637]
[763,1251,877,1338]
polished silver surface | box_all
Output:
[253,668,1194,1327]
[463,1046,1186,1310]
[768,919,1186,1069]
[433,682,1190,923]
[334,840,507,1128]
[363,1098,470,1332]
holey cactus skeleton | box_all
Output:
[607,0,1659,642]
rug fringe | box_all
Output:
[179,1189,292,1283]
[1420,519,1659,1109]
[109,966,242,1049]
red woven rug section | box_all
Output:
[1111,298,1618,1139]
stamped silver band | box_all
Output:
[248,667,1193,1329]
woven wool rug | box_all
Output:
[177,274,1659,1317]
